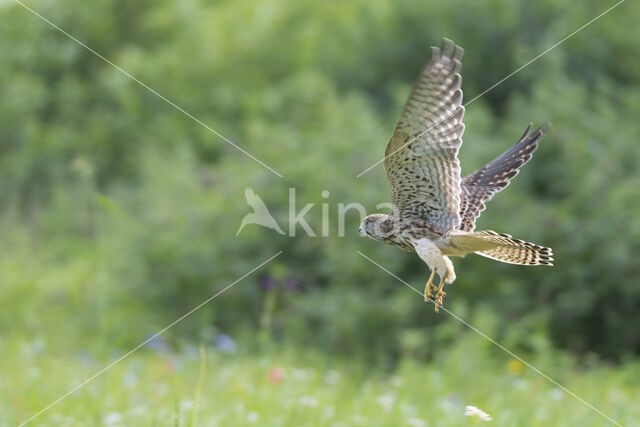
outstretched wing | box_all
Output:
[458,124,550,232]
[385,38,465,234]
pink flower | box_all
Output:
[268,367,284,383]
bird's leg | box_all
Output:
[423,269,437,303]
[433,271,448,313]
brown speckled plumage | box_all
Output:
[360,38,553,310]
[458,124,550,232]
[385,38,465,235]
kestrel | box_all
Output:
[359,38,553,312]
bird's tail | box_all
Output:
[449,230,553,266]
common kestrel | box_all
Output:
[359,38,553,312]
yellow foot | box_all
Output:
[434,290,447,313]
[423,269,437,303]
[433,271,448,313]
[425,282,438,303]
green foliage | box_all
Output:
[2,331,639,426]
[1,0,640,404]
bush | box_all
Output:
[1,0,639,360]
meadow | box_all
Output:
[2,0,640,425]
[5,328,640,426]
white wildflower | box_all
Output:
[390,375,404,387]
[298,395,319,407]
[550,388,564,401]
[352,414,368,424]
[130,405,147,416]
[324,370,341,385]
[376,393,395,413]
[246,411,259,423]
[180,399,193,410]
[156,383,169,397]
[401,402,418,416]
[513,378,529,390]
[323,406,335,419]
[406,416,427,427]
[123,371,138,388]
[28,367,40,380]
[32,339,45,354]
[464,405,492,421]
[103,412,123,426]
[293,368,315,382]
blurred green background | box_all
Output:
[2,0,640,425]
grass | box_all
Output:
[0,199,638,426]
[2,331,639,426]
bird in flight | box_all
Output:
[359,38,553,312]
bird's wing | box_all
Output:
[457,124,550,232]
[385,38,465,235]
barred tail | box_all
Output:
[449,230,553,266]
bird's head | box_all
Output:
[359,213,394,241]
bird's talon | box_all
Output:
[423,270,437,303]
[433,290,446,312]
[432,272,448,313]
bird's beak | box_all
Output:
[358,225,365,235]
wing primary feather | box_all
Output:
[457,123,550,231]
[385,38,466,234]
